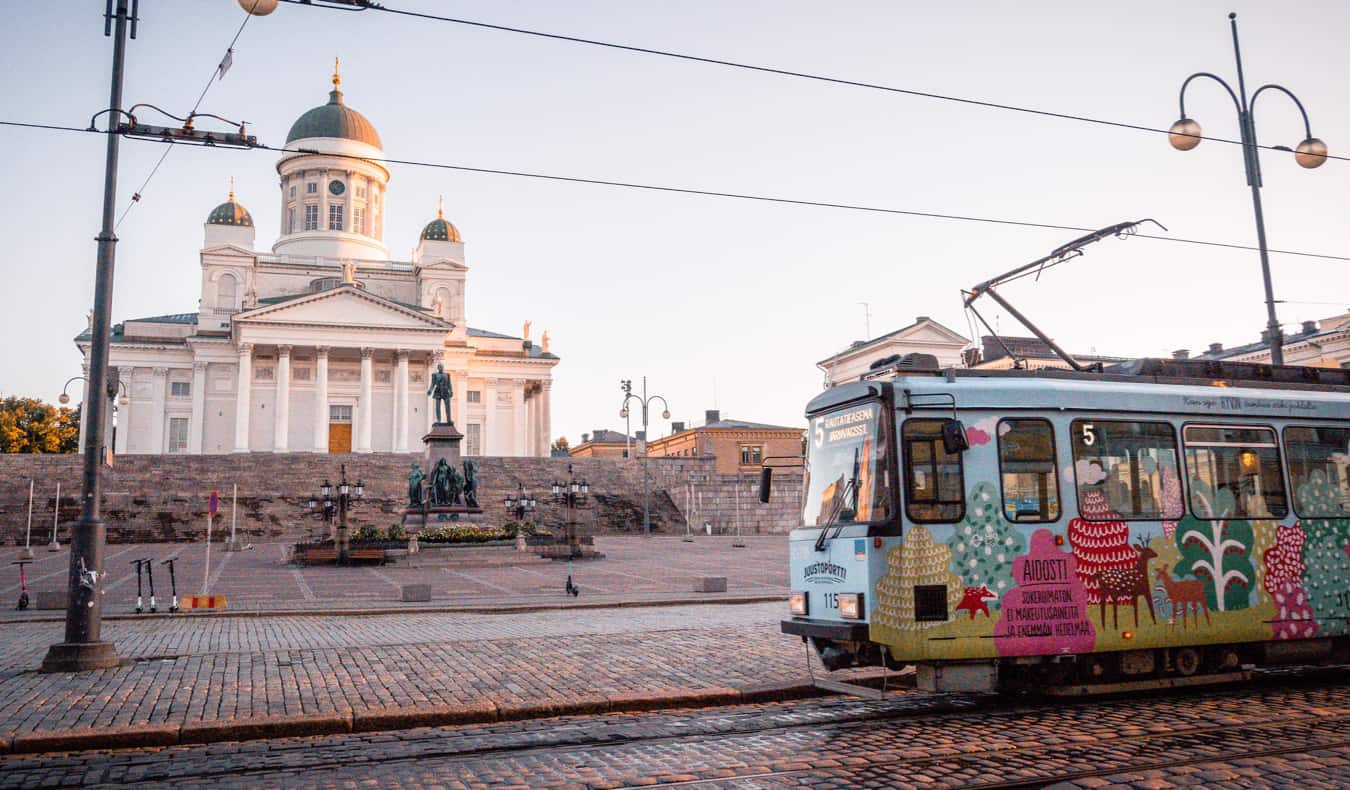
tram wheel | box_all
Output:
[1174,647,1200,677]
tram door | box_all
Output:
[328,404,353,453]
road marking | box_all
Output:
[366,567,403,591]
[441,568,519,594]
[290,569,317,601]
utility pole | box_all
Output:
[43,0,135,672]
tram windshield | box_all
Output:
[803,402,892,527]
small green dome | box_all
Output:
[421,217,462,242]
[285,87,382,148]
[207,195,253,227]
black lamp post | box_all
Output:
[307,464,363,563]
[1167,13,1328,367]
[504,484,536,523]
[550,464,590,559]
[619,377,670,536]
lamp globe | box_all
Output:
[1295,137,1328,168]
[238,0,279,15]
[1168,118,1203,151]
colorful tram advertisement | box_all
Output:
[774,356,1350,693]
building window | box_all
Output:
[353,206,365,235]
[1183,424,1287,519]
[329,405,353,423]
[356,184,367,199]
[170,381,191,398]
[303,204,319,231]
[167,418,189,453]
[467,391,481,403]
[217,273,237,311]
[306,182,317,195]
[328,204,344,231]
[466,423,481,455]
[289,185,296,198]
[739,445,763,466]
[998,419,1060,522]
[1071,420,1183,521]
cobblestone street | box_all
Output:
[2,669,1345,788]
[0,536,787,618]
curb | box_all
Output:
[1,594,787,625]
[0,675,893,756]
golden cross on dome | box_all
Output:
[332,57,341,88]
[228,176,235,201]
[437,194,444,219]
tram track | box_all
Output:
[621,710,1350,789]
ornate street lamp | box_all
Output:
[308,465,362,563]
[1168,13,1328,367]
[620,377,671,536]
[550,464,591,594]
[504,484,536,523]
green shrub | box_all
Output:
[352,524,382,543]
[386,523,405,542]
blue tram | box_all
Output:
[773,356,1350,692]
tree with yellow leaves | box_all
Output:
[0,396,80,453]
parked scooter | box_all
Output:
[12,560,32,611]
[144,557,157,613]
[162,557,179,613]
[131,558,146,614]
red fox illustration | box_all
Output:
[956,584,998,619]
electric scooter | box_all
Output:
[131,558,145,614]
[144,557,157,613]
[162,557,179,613]
[12,560,31,610]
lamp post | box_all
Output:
[550,464,590,560]
[619,377,670,536]
[60,374,129,462]
[1167,13,1328,367]
[504,484,536,523]
[307,464,363,563]
[41,0,139,673]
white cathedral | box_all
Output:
[76,66,558,457]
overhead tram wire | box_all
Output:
[114,7,258,229]
[5,117,1348,264]
[281,0,1350,165]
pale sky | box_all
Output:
[2,0,1347,444]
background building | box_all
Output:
[568,429,638,459]
[817,316,969,387]
[646,410,803,474]
[1183,311,1350,368]
[74,67,558,456]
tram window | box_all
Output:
[1284,426,1349,518]
[1071,420,1183,521]
[1183,425,1288,520]
[998,419,1060,522]
[803,403,892,528]
[903,418,965,523]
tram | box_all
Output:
[770,355,1350,692]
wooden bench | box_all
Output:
[294,547,338,565]
[347,547,386,564]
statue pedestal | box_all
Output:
[403,422,483,530]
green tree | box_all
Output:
[550,436,570,454]
[1174,514,1256,611]
[948,481,1026,600]
[0,396,80,453]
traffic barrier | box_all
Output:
[181,594,227,611]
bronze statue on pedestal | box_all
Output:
[427,363,453,425]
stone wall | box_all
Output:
[0,454,805,544]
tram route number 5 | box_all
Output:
[1081,423,1096,446]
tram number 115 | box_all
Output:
[823,592,839,609]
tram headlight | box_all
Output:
[789,591,808,616]
[838,593,863,620]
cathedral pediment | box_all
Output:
[233,285,447,330]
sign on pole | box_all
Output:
[209,490,219,516]
[203,490,217,595]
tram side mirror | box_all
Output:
[942,419,969,454]
[759,467,772,503]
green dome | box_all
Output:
[285,88,382,148]
[207,196,253,227]
[421,217,462,242]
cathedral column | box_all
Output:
[425,352,441,431]
[527,384,538,456]
[452,369,468,428]
[77,362,90,450]
[541,380,552,458]
[357,347,374,453]
[149,367,168,453]
[394,350,410,452]
[313,347,329,452]
[190,361,207,454]
[116,366,134,455]
[273,345,291,452]
[513,379,527,457]
[483,378,498,455]
[234,345,252,452]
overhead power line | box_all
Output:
[4,118,1346,263]
[283,0,1348,164]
